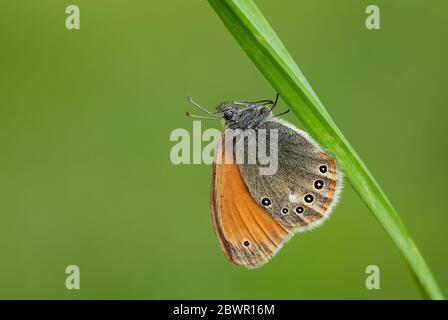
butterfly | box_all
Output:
[187,94,342,268]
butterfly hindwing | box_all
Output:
[238,120,342,231]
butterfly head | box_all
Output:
[217,101,274,129]
[216,102,239,121]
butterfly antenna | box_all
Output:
[186,112,221,120]
[187,96,221,118]
[273,109,289,117]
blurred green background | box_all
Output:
[0,0,447,299]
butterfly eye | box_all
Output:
[243,240,250,247]
[319,165,328,173]
[281,208,289,214]
[295,207,304,214]
[223,109,235,120]
[261,198,272,206]
[304,194,314,203]
[314,180,324,189]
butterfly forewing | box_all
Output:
[211,135,290,268]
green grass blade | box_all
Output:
[207,0,444,300]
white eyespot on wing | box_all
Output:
[288,194,299,203]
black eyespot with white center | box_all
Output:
[314,180,324,190]
[304,194,314,203]
[261,197,272,206]
[319,165,328,173]
[281,208,289,214]
[243,240,250,247]
[295,207,304,214]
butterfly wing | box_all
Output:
[210,120,342,268]
[238,119,342,231]
[211,135,290,268]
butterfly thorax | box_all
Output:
[216,102,271,130]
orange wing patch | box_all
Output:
[210,138,290,268]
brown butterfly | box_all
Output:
[188,95,342,268]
